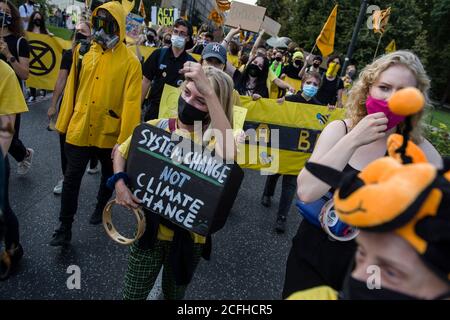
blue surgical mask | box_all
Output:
[171,34,186,49]
[303,84,318,97]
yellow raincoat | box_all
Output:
[56,1,142,148]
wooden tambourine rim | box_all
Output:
[102,199,146,245]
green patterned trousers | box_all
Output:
[123,239,204,300]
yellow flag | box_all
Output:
[25,32,71,91]
[316,5,337,57]
[139,0,146,19]
[373,7,391,34]
[385,39,396,53]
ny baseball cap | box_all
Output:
[202,42,227,65]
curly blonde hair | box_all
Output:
[346,50,430,143]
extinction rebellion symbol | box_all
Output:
[28,40,56,76]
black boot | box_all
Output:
[261,195,271,208]
[0,243,24,281]
[89,206,104,225]
[275,216,286,234]
[50,224,72,247]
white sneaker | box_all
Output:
[17,148,34,175]
[27,96,36,103]
[87,163,100,174]
[53,179,63,194]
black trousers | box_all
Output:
[3,157,19,249]
[58,143,113,225]
[263,174,297,219]
[58,134,98,176]
[8,114,27,163]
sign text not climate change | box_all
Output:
[138,128,231,185]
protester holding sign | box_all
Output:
[281,51,304,80]
[49,1,142,247]
[282,51,443,299]
[299,54,323,79]
[26,10,51,102]
[113,65,236,299]
[262,72,323,234]
[0,0,34,177]
[141,18,196,121]
[0,60,28,280]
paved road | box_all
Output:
[0,97,301,299]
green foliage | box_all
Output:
[424,123,450,157]
[257,0,450,103]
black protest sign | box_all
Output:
[126,123,244,236]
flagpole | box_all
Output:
[373,32,384,61]
[341,0,368,77]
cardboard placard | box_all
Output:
[151,6,180,26]
[261,16,281,37]
[126,13,145,40]
[225,1,266,33]
[126,123,244,236]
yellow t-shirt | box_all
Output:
[287,286,338,300]
[227,53,240,69]
[119,118,213,244]
[0,60,28,116]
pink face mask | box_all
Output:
[366,96,405,130]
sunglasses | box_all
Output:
[92,15,117,34]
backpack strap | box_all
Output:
[157,47,169,69]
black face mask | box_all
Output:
[275,56,282,62]
[247,64,262,78]
[74,32,88,42]
[178,96,208,125]
[340,275,419,300]
[313,62,321,68]
[33,19,42,27]
[147,35,155,42]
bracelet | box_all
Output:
[106,172,129,190]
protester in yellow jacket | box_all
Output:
[50,1,142,247]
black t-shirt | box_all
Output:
[143,47,195,108]
[0,34,30,85]
[316,76,344,106]
[285,91,321,105]
[233,69,269,98]
[282,63,303,80]
[60,49,73,71]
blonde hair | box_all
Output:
[346,50,430,142]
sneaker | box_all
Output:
[89,208,103,225]
[53,179,64,195]
[275,217,286,234]
[87,164,100,174]
[27,96,35,103]
[261,195,271,208]
[17,148,34,175]
[49,225,72,247]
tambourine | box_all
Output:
[319,199,359,242]
[102,199,146,245]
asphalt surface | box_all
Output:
[0,96,301,300]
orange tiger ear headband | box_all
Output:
[305,88,450,283]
